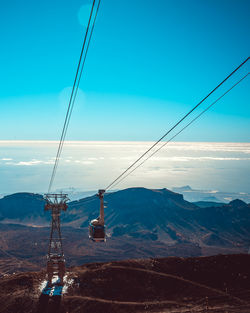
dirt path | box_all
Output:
[93,265,248,305]
[67,295,185,306]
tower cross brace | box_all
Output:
[44,193,68,285]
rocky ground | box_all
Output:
[0,254,250,313]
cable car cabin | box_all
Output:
[89,221,106,242]
[89,189,106,242]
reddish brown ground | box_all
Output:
[0,254,249,312]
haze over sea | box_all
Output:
[0,141,249,195]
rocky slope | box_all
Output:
[0,254,250,313]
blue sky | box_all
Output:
[0,0,249,141]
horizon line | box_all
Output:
[0,140,249,144]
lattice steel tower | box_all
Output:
[44,193,68,285]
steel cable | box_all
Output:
[110,72,249,189]
[105,57,249,191]
[62,0,101,149]
[48,0,100,193]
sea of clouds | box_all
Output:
[0,141,249,195]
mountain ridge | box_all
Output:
[0,187,249,245]
[0,187,249,274]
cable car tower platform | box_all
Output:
[44,193,68,285]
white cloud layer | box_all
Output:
[0,141,249,194]
[5,159,54,166]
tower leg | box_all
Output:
[58,261,66,284]
[47,260,53,284]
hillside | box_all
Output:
[0,188,250,274]
[0,223,201,275]
[0,254,249,313]
[1,187,249,246]
[58,187,250,249]
[0,193,47,224]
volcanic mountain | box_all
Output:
[66,187,250,248]
[0,188,249,273]
[0,193,47,224]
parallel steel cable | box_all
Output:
[105,57,249,191]
[110,72,249,189]
[50,0,101,193]
[48,0,98,193]
[62,0,101,149]
[48,0,96,192]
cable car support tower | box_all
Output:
[42,0,101,286]
[44,193,68,285]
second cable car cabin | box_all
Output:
[89,189,106,242]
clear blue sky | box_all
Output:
[0,0,249,141]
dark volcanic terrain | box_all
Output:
[0,254,250,313]
[0,187,250,274]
